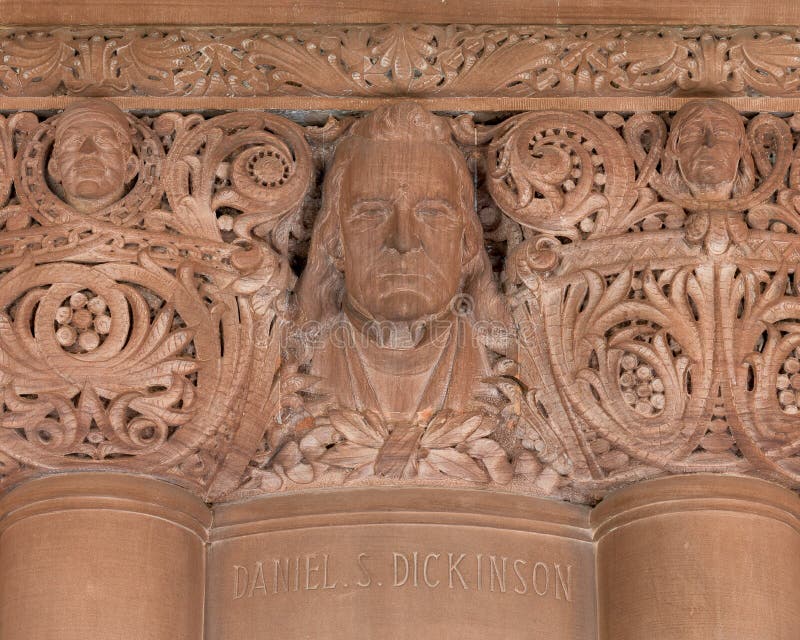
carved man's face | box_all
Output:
[674,106,742,200]
[339,141,466,323]
[49,106,138,213]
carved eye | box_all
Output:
[61,134,85,149]
[351,201,391,219]
[94,132,118,148]
[713,130,738,143]
[678,128,705,146]
[416,201,458,224]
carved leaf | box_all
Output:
[420,412,484,448]
[320,442,379,469]
[465,438,513,484]
[425,448,489,483]
[328,410,386,447]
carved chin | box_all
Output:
[372,289,448,321]
[686,178,735,199]
[64,178,121,201]
[681,164,737,198]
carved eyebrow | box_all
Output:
[351,198,391,205]
[677,126,739,143]
[416,198,458,210]
[418,198,454,204]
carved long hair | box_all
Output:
[296,103,510,334]
[661,100,755,198]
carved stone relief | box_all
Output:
[0,98,312,493]
[271,104,516,487]
[4,26,800,98]
[1,94,800,503]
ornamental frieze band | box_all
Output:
[3,25,800,98]
[1,93,800,503]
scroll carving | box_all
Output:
[2,97,800,503]
[485,99,800,499]
[5,26,800,98]
[0,99,312,494]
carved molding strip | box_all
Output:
[2,97,800,505]
[5,0,795,28]
[5,26,800,99]
[10,96,800,114]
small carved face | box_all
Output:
[339,141,466,323]
[674,105,742,200]
[49,105,138,213]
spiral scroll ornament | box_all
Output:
[159,111,313,244]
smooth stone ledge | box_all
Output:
[0,471,212,538]
[212,486,592,542]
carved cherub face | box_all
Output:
[672,103,743,200]
[49,101,139,214]
[339,141,466,323]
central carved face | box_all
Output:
[674,105,742,200]
[49,103,138,214]
[339,141,466,323]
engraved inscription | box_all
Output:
[232,551,573,602]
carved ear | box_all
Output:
[124,153,139,183]
[333,224,345,271]
[48,155,61,182]
[332,244,345,271]
[461,227,478,266]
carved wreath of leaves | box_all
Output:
[254,409,513,491]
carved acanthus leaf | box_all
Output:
[6,26,800,98]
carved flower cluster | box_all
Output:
[777,348,800,414]
[54,291,111,353]
[1,100,800,507]
[618,353,666,417]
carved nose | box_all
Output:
[703,128,714,148]
[79,136,98,154]
[385,205,418,254]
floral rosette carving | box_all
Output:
[487,102,800,499]
[145,110,313,497]
[552,267,732,482]
[0,250,249,486]
[2,99,800,503]
[0,101,319,496]
[486,111,637,241]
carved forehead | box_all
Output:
[348,102,453,143]
[331,102,471,195]
[670,101,745,136]
[339,139,469,201]
[55,100,132,144]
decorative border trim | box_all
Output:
[4,26,800,100]
[1,1,796,27]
